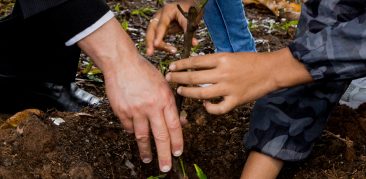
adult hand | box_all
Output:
[166,48,313,115]
[78,18,183,172]
[146,0,199,56]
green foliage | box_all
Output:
[131,7,156,18]
[147,174,167,179]
[114,3,121,13]
[191,44,201,54]
[248,20,258,31]
[179,157,187,177]
[121,20,129,31]
[158,59,173,75]
[80,58,103,83]
[274,20,298,31]
[156,0,165,6]
[194,164,207,179]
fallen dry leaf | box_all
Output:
[0,109,44,129]
[243,0,301,20]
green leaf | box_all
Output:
[179,158,187,177]
[121,20,129,31]
[147,174,167,179]
[114,3,121,13]
[131,7,156,18]
[194,164,207,179]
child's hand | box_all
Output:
[166,48,313,114]
[146,1,199,56]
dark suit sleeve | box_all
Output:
[17,0,68,18]
[288,0,366,81]
[21,0,110,43]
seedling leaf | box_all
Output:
[194,164,207,179]
[147,174,167,179]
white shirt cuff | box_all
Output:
[65,10,115,46]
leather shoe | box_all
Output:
[1,81,101,112]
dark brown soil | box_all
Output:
[0,1,365,178]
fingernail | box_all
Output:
[170,48,177,53]
[161,165,171,173]
[143,158,152,164]
[146,49,152,56]
[165,73,171,81]
[169,64,176,71]
[173,150,182,157]
[177,87,182,94]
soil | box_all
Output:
[0,1,365,179]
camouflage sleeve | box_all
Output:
[288,0,366,81]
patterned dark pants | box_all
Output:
[245,81,350,161]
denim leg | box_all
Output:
[204,0,256,52]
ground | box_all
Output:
[0,0,365,178]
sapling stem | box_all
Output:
[175,0,207,111]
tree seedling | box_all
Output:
[194,164,207,179]
[174,0,208,111]
[147,174,167,179]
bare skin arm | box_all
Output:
[241,151,284,179]
[166,48,313,114]
[77,18,183,172]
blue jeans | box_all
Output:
[203,0,256,52]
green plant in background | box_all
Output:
[194,164,207,179]
[131,7,156,19]
[114,3,121,13]
[147,174,167,179]
[158,59,173,75]
[81,58,103,83]
[274,20,298,31]
[191,44,201,54]
[156,0,165,6]
[121,20,129,31]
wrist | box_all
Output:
[77,18,140,74]
[267,48,313,90]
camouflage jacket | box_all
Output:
[288,0,366,81]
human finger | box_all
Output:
[163,100,183,157]
[149,110,172,172]
[155,41,177,54]
[192,38,199,46]
[133,114,153,163]
[146,16,161,56]
[154,5,187,46]
[117,113,134,133]
[166,70,218,85]
[169,56,218,71]
[203,96,238,115]
[176,84,226,99]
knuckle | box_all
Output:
[168,119,181,131]
[154,130,170,142]
[135,134,150,143]
[116,106,131,118]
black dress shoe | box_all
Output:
[0,81,101,112]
